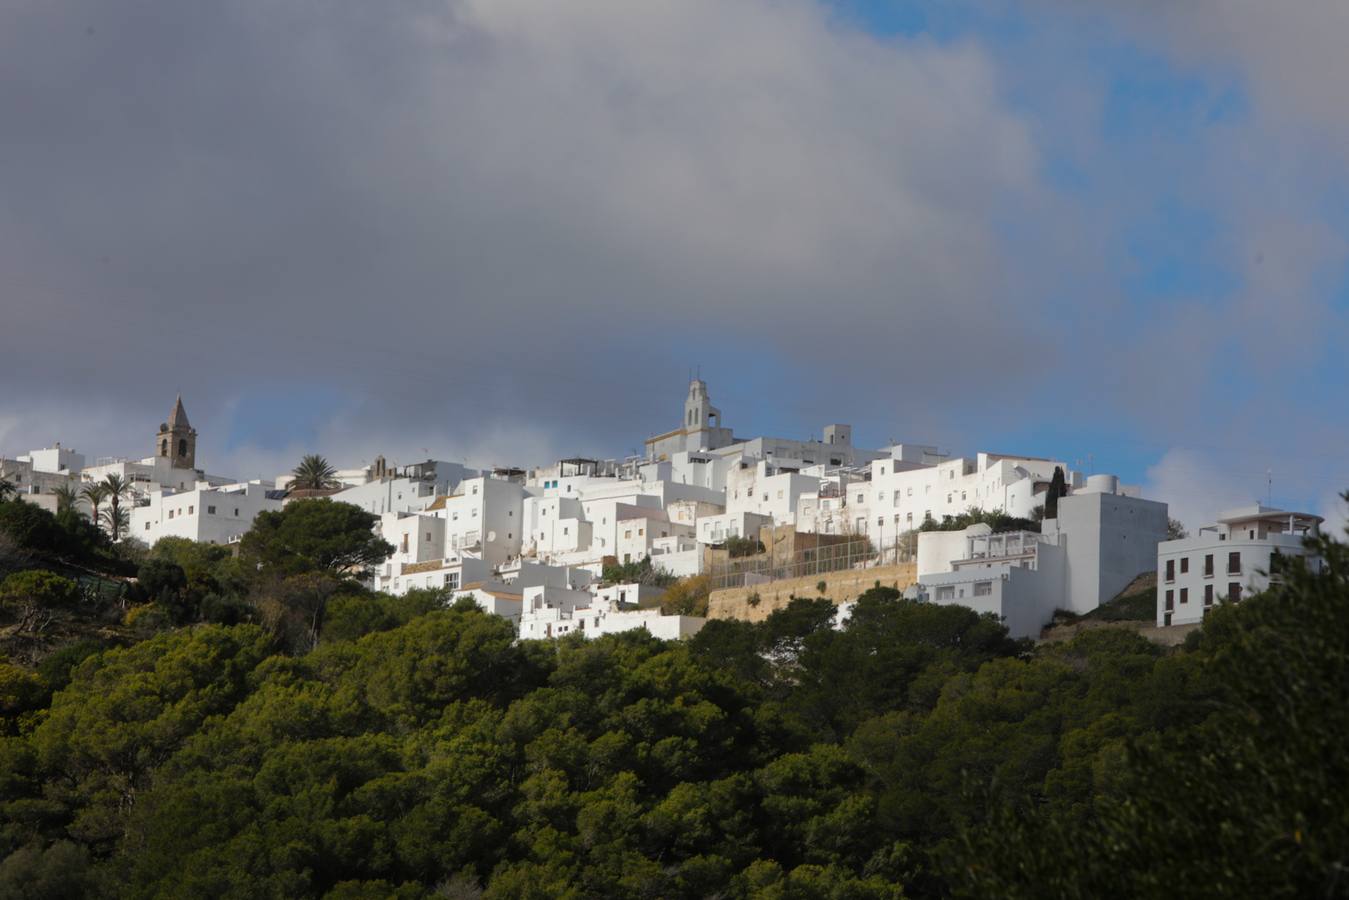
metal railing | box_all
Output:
[707,533,915,591]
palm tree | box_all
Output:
[101,474,132,542]
[52,483,81,515]
[291,454,339,491]
[101,505,130,543]
[81,483,108,527]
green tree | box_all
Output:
[291,454,340,491]
[0,570,81,633]
[661,574,712,616]
[0,476,15,504]
[240,499,393,577]
[1167,517,1188,540]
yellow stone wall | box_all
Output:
[707,562,917,623]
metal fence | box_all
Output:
[707,532,916,592]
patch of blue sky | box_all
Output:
[219,385,349,452]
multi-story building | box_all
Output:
[1156,505,1323,627]
[130,480,286,546]
[914,487,1169,638]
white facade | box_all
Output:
[19,444,85,475]
[0,455,81,513]
[697,511,772,546]
[724,459,820,526]
[1156,505,1323,627]
[130,481,285,546]
[913,489,1169,638]
[426,476,524,566]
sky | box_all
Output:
[1,0,1347,531]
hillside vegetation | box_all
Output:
[1,494,1347,898]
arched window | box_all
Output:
[160,439,168,457]
[178,438,188,458]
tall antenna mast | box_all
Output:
[1267,468,1273,507]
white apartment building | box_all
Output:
[697,511,773,546]
[425,476,525,566]
[0,450,82,513]
[1156,505,1323,627]
[724,458,821,526]
[616,514,694,566]
[131,480,286,546]
[649,534,703,577]
[914,488,1169,638]
[518,582,704,642]
[802,453,1116,544]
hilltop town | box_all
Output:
[1,381,1324,643]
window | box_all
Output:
[207,505,216,515]
[1164,612,1173,626]
[1204,584,1214,606]
[638,528,644,536]
[624,530,632,539]
[974,581,993,596]
[401,534,409,553]
[1227,551,1241,575]
[1228,583,1241,603]
[426,532,432,542]
[234,508,239,516]
[1165,559,1175,582]
[1204,554,1214,576]
[144,522,151,531]
[168,510,174,520]
[1180,557,1189,574]
[1165,590,1174,611]
[907,487,913,496]
[777,490,783,499]
[1180,588,1188,605]
[936,586,955,601]
[444,572,460,590]
[178,438,187,457]
[877,517,884,527]
[856,494,863,504]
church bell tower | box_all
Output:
[156,395,197,470]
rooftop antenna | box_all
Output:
[1267,468,1273,507]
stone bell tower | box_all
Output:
[156,394,197,470]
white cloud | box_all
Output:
[1144,448,1265,532]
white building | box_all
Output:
[697,511,773,546]
[0,449,83,513]
[518,581,704,642]
[724,458,820,526]
[130,480,286,546]
[322,459,475,515]
[913,488,1169,638]
[1155,505,1323,627]
[425,475,525,566]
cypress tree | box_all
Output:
[1045,466,1067,519]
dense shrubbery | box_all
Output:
[918,506,1040,534]
[1,492,1348,897]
